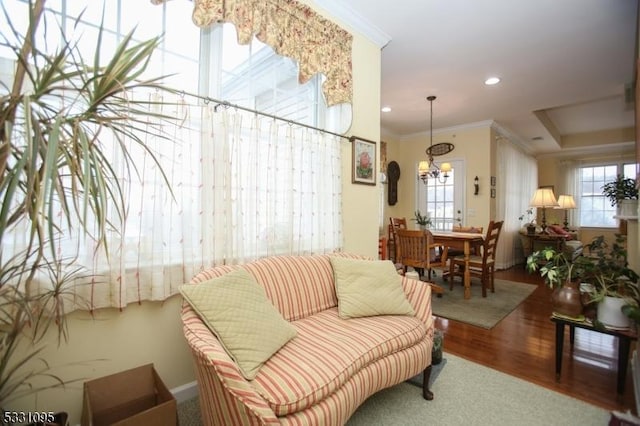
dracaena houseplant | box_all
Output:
[0,0,173,408]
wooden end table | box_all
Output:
[527,233,567,253]
[552,315,637,395]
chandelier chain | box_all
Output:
[418,95,454,184]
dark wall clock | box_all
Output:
[387,161,400,206]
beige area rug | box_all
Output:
[431,278,537,329]
[347,353,609,426]
[178,353,609,426]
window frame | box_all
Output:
[577,161,637,228]
[416,159,465,231]
[0,0,351,308]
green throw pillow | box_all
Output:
[180,269,297,380]
[330,256,415,319]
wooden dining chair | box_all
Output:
[438,225,484,281]
[447,225,484,257]
[448,220,504,297]
[388,217,408,263]
[396,229,448,295]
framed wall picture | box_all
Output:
[352,138,376,185]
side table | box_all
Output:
[552,315,637,395]
[527,233,567,252]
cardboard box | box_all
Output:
[81,364,177,426]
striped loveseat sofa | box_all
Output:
[182,253,436,425]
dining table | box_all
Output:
[430,230,485,299]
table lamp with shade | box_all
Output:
[555,195,576,231]
[529,187,559,234]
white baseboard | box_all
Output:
[171,380,199,403]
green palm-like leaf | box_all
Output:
[0,0,176,407]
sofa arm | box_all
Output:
[182,306,280,426]
[401,277,433,328]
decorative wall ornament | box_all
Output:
[352,138,376,185]
[387,161,400,205]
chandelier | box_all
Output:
[418,95,455,184]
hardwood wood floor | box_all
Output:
[435,265,637,414]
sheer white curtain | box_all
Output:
[496,139,538,269]
[3,1,348,311]
[31,95,344,310]
[558,159,579,226]
[201,105,343,264]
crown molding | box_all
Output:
[490,121,534,155]
[312,0,392,48]
[535,141,636,160]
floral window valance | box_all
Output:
[152,0,353,106]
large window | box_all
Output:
[1,0,331,128]
[1,0,345,309]
[0,1,202,90]
[578,163,637,227]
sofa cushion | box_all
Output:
[250,307,427,415]
[548,224,573,240]
[242,255,338,321]
[330,256,414,319]
[180,269,297,380]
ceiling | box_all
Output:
[314,0,638,156]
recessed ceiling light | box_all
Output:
[484,77,501,86]
[381,106,391,113]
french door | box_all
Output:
[416,159,465,230]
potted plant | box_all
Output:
[519,208,536,235]
[526,248,594,319]
[412,211,431,230]
[0,0,173,416]
[601,175,639,217]
[528,234,640,328]
[588,275,639,329]
[582,235,639,329]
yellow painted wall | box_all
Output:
[341,32,381,256]
[11,297,193,423]
[8,4,382,423]
[581,227,619,246]
[382,124,494,233]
